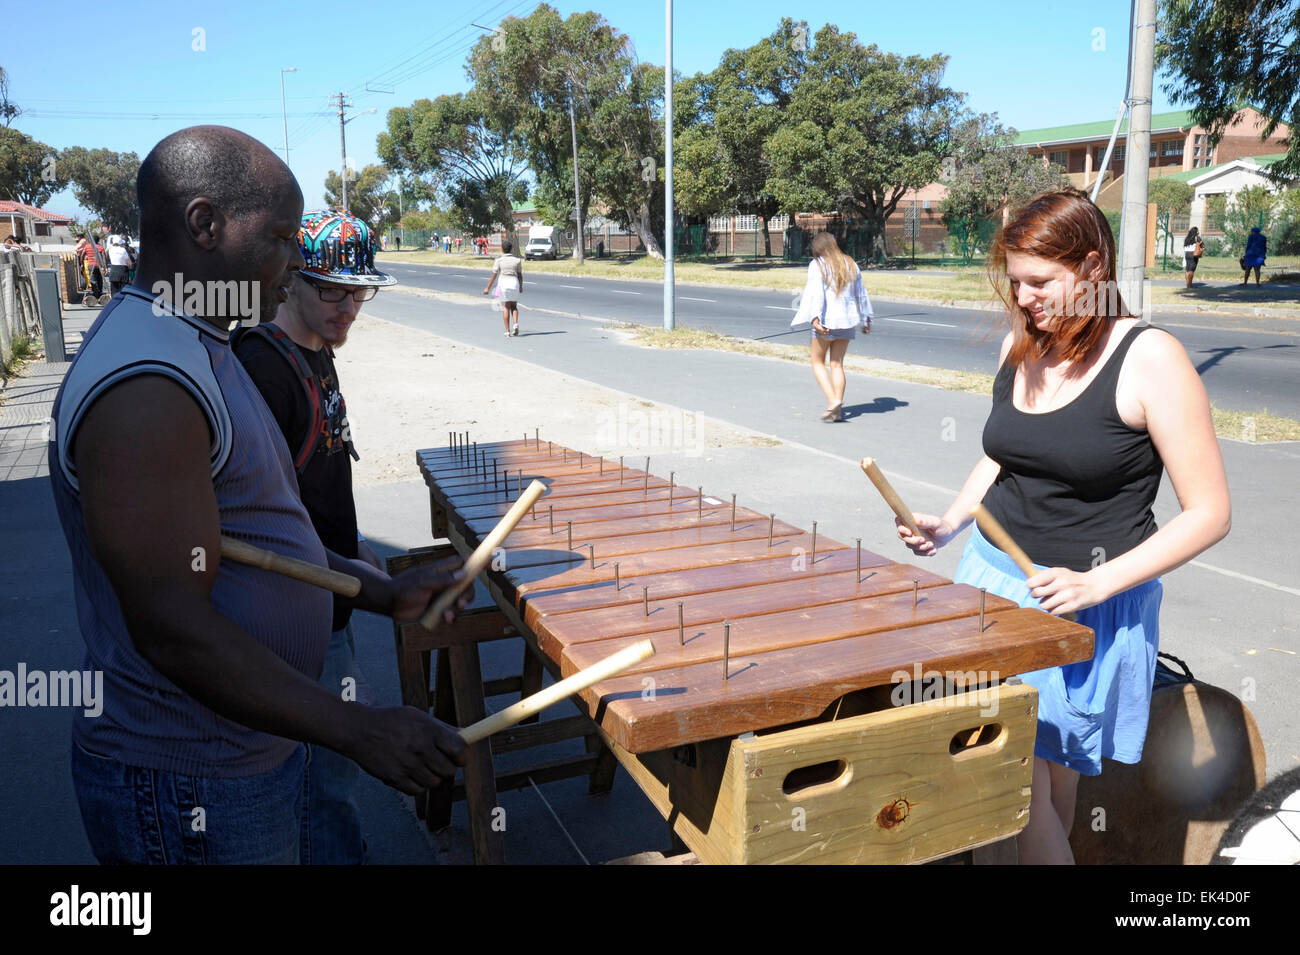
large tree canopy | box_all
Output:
[323,163,395,230]
[1156,0,1299,182]
[57,146,141,234]
[378,90,529,239]
[0,127,67,206]
[763,24,964,257]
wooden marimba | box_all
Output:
[418,436,1093,864]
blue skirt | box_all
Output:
[953,523,1163,775]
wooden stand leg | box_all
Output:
[585,733,618,796]
[425,648,455,830]
[429,489,448,539]
[448,643,505,864]
[520,645,544,725]
[972,836,1019,865]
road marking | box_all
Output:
[609,290,641,295]
[883,318,957,328]
[680,296,717,303]
[1187,560,1300,598]
[765,305,794,311]
[560,284,585,289]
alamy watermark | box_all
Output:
[593,402,705,456]
[151,274,261,326]
[0,664,103,717]
[890,662,1000,717]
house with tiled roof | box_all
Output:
[0,200,77,248]
[1161,154,1289,236]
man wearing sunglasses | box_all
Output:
[234,209,396,864]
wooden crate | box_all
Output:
[603,681,1037,865]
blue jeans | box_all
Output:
[71,740,311,864]
[307,623,365,864]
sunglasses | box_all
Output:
[300,274,379,303]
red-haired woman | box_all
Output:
[791,231,873,421]
[895,188,1230,864]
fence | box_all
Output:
[0,251,47,367]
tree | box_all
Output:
[763,24,964,258]
[57,147,141,234]
[1156,1,1300,183]
[0,127,67,206]
[0,66,20,127]
[939,113,1071,225]
[323,163,397,230]
[467,5,626,254]
[674,19,810,255]
[1224,183,1277,249]
[1147,177,1194,216]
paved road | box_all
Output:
[383,260,1300,419]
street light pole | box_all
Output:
[279,67,297,165]
[1118,0,1156,317]
[663,0,675,331]
[569,88,584,264]
[332,92,376,214]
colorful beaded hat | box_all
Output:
[298,209,396,287]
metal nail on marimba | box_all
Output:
[600,458,604,476]
[517,469,523,495]
[589,544,595,570]
[535,428,539,450]
[472,441,477,468]
[811,522,818,565]
[493,460,499,489]
[723,621,731,680]
[579,452,584,469]
[564,448,568,463]
[768,514,775,548]
[614,562,620,591]
[619,456,624,484]
[913,578,919,609]
[568,521,573,552]
[698,488,703,519]
[643,586,649,617]
[731,494,737,531]
[678,602,684,646]
[856,539,862,580]
[548,440,552,457]
[549,505,554,534]
[670,472,675,499]
[979,588,986,633]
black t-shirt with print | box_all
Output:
[234,333,359,632]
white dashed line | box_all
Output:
[764,305,793,311]
[609,290,641,295]
[883,318,957,328]
[680,296,717,303]
[559,284,585,289]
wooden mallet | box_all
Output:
[971,504,1076,622]
[220,536,360,597]
[860,457,928,540]
[418,479,548,631]
[458,639,654,744]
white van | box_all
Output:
[525,225,558,260]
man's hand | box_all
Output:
[356,537,384,572]
[388,555,472,623]
[345,706,469,794]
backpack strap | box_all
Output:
[231,323,323,473]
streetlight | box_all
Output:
[339,106,376,213]
[279,67,297,165]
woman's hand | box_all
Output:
[861,315,873,335]
[1025,567,1111,615]
[896,513,955,556]
[812,317,827,335]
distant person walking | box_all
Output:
[483,239,524,337]
[1182,226,1202,288]
[1241,226,1267,286]
[791,231,873,422]
[106,234,136,296]
[455,235,462,253]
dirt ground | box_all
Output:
[332,312,779,488]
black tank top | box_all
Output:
[981,323,1166,572]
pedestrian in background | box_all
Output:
[1182,226,1202,288]
[1241,226,1266,286]
[483,238,524,337]
[791,231,873,422]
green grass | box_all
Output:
[0,336,37,381]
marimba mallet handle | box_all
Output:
[860,458,926,539]
[970,504,1076,622]
[220,535,361,597]
[458,640,655,745]
[418,479,548,632]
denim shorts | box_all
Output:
[71,739,312,864]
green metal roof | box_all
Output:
[1161,153,1286,182]
[511,199,536,212]
[1014,110,1199,146]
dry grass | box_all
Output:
[626,324,1300,443]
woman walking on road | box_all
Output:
[1182,226,1202,288]
[483,239,524,337]
[1241,226,1267,285]
[791,231,873,422]
[894,188,1231,864]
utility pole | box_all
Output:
[1118,0,1156,317]
[663,0,675,331]
[331,93,375,214]
[279,67,297,165]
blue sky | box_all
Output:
[3,0,1181,223]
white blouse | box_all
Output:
[791,258,874,330]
